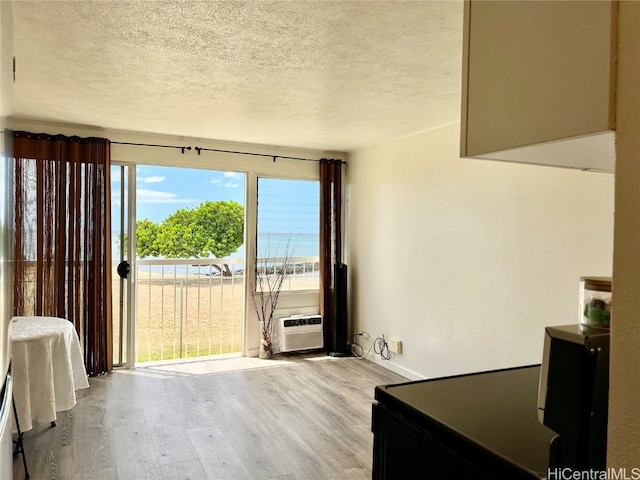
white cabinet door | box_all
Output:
[461,0,616,172]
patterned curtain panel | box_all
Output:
[319,158,343,350]
[12,131,113,376]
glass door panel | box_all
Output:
[111,164,132,367]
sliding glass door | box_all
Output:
[112,164,247,366]
[111,164,135,367]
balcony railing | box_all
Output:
[125,256,319,364]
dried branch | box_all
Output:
[250,237,295,353]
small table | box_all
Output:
[10,316,89,432]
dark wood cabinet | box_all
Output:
[372,365,558,480]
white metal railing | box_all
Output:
[131,256,319,363]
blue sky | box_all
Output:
[111,165,319,257]
[134,166,245,223]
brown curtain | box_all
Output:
[13,131,113,376]
[319,158,343,349]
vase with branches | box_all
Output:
[250,239,294,358]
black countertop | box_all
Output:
[374,365,558,478]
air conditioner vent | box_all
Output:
[277,315,323,353]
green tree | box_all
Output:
[136,200,244,275]
[136,219,160,257]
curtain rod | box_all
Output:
[194,146,320,163]
[111,141,192,154]
[111,141,345,163]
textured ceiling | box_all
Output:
[10,0,463,152]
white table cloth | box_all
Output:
[10,316,89,432]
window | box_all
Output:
[256,178,320,291]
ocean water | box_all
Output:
[254,233,319,259]
[116,232,319,277]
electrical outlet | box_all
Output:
[388,338,403,354]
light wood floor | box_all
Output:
[13,354,406,480]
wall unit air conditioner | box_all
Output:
[278,315,323,353]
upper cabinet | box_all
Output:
[460,1,617,173]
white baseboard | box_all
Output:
[246,345,425,381]
[365,353,425,381]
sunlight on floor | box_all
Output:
[114,353,339,378]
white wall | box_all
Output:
[608,0,640,467]
[0,2,11,122]
[0,0,14,380]
[348,122,614,380]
